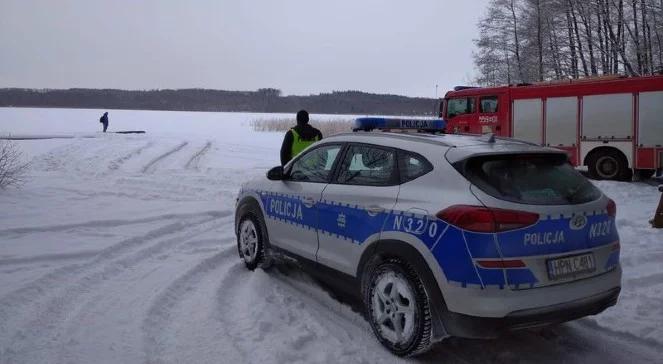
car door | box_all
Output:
[263,143,342,260]
[316,143,400,275]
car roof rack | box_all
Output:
[353,117,446,133]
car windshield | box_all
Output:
[456,153,602,205]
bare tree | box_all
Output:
[547,15,564,78]
[651,0,663,69]
[575,0,599,75]
[597,2,609,72]
[509,0,526,81]
[475,0,663,85]
[0,140,29,189]
[566,1,580,77]
[474,0,529,85]
[535,0,545,81]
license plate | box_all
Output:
[547,253,596,281]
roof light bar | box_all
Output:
[353,117,446,132]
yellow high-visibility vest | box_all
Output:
[290,128,319,157]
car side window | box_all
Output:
[398,151,433,183]
[289,145,341,183]
[336,145,396,186]
[480,96,499,113]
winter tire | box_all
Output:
[364,258,433,357]
[237,209,269,270]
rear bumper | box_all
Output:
[441,286,620,339]
[443,264,621,318]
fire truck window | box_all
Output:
[480,96,499,113]
[447,98,475,117]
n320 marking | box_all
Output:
[589,220,612,239]
[393,215,438,238]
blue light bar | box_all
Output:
[354,117,446,132]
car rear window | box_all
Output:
[455,154,601,205]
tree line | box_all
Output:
[474,0,663,85]
[0,88,438,116]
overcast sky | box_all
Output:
[1,0,487,98]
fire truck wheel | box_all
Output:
[588,150,630,181]
[637,169,655,180]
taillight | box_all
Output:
[607,198,616,218]
[436,205,539,233]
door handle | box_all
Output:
[366,206,384,216]
[302,197,316,208]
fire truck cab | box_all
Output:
[440,76,663,181]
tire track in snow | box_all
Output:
[212,262,251,360]
[265,269,379,360]
[416,316,663,363]
[211,263,382,363]
[620,250,663,267]
[575,317,663,349]
[625,271,663,289]
[0,210,224,237]
[142,243,237,364]
[108,141,154,171]
[0,212,231,362]
[0,219,209,317]
[210,260,661,364]
[53,236,235,364]
[0,251,99,267]
[2,216,226,363]
[184,141,212,170]
[141,141,188,173]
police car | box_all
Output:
[234,118,621,357]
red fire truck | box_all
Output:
[440,75,663,180]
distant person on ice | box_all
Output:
[99,112,109,132]
[280,110,322,166]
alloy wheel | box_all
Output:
[371,271,417,345]
[239,219,259,264]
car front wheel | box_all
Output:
[364,258,433,357]
[237,213,266,270]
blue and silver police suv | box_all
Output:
[234,118,621,357]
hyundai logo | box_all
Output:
[570,214,588,230]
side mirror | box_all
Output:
[267,166,285,181]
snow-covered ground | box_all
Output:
[0,107,662,363]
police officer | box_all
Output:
[280,110,323,165]
[99,112,109,133]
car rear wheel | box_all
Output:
[364,258,433,357]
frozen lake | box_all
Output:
[0,107,662,363]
